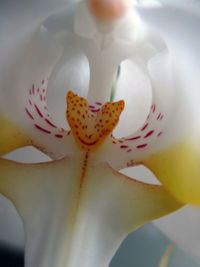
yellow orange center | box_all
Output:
[66,91,124,151]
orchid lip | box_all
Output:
[78,136,98,146]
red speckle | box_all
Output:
[112,141,116,144]
[141,123,148,131]
[144,130,154,138]
[40,94,43,101]
[91,109,100,113]
[160,115,164,120]
[127,149,132,152]
[55,134,63,138]
[157,131,163,137]
[157,113,161,120]
[37,88,40,93]
[34,124,51,134]
[41,80,45,85]
[120,145,128,149]
[29,89,32,95]
[89,105,95,109]
[29,99,32,106]
[45,118,56,128]
[153,104,156,113]
[126,160,134,167]
[32,84,35,94]
[42,89,46,93]
[136,144,148,149]
[34,104,43,118]
[125,136,141,141]
[25,108,34,120]
[96,102,102,106]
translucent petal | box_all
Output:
[0,110,31,156]
[0,155,182,267]
[160,0,200,14]
[0,0,72,40]
[143,138,200,205]
[113,59,152,138]
[100,52,173,170]
[75,1,155,104]
[0,0,75,155]
[46,32,89,129]
[133,5,200,204]
[103,6,200,204]
[155,206,200,263]
[0,26,63,154]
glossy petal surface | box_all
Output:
[0,154,182,267]
[99,5,200,205]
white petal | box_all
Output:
[154,206,200,263]
[0,155,181,267]
[0,26,64,149]
[100,51,174,170]
[160,0,200,14]
[105,6,200,165]
[0,0,72,40]
[47,32,89,129]
[113,59,152,138]
[75,1,154,103]
[133,5,200,204]
[0,194,24,248]
[99,5,200,204]
[0,1,81,157]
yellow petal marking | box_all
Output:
[143,139,200,205]
[66,91,124,152]
[0,109,31,156]
[158,244,174,267]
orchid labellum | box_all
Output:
[0,0,200,266]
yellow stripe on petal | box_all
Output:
[143,139,200,205]
[159,244,174,267]
[0,110,31,156]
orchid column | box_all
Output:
[0,0,194,267]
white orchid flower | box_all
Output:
[0,0,200,266]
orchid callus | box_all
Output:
[0,0,200,266]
